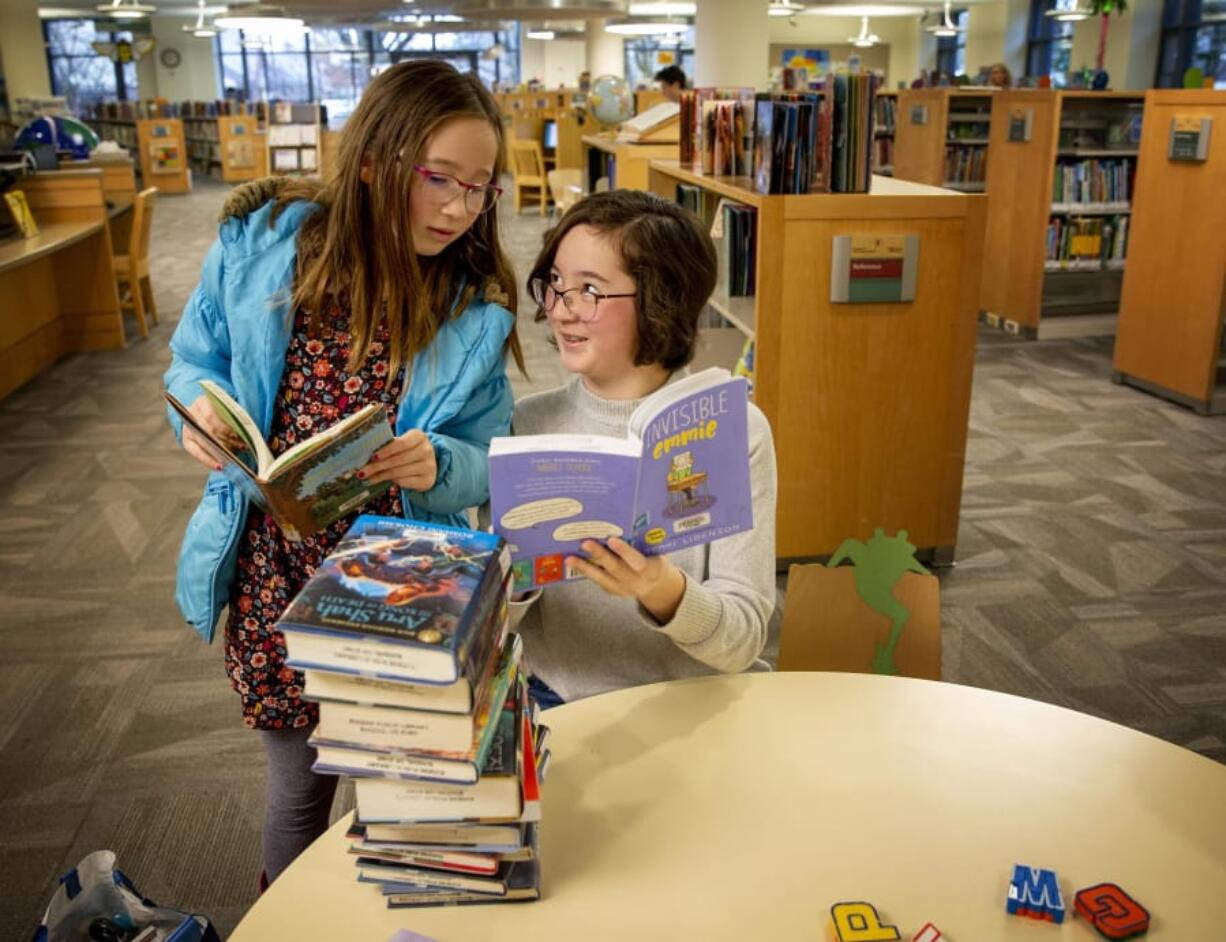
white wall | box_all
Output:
[0,0,52,101]
[585,19,624,79]
[767,13,927,89]
[146,17,220,100]
[521,37,546,84]
[542,39,586,88]
[965,1,1008,78]
[1069,4,1159,89]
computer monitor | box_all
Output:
[542,120,558,153]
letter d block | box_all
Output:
[1007,864,1066,923]
[830,901,901,941]
[1074,883,1151,939]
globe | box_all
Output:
[16,114,100,160]
[587,75,633,126]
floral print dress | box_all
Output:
[225,303,405,730]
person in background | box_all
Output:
[506,191,777,708]
[988,63,1013,88]
[653,65,687,103]
[164,60,521,889]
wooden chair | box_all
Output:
[547,168,584,216]
[113,186,158,340]
[509,139,549,216]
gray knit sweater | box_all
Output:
[508,374,778,702]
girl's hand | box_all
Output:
[181,394,243,471]
[361,429,437,492]
[568,537,686,624]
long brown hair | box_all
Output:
[273,60,523,379]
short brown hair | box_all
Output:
[528,190,717,371]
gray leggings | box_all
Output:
[259,725,338,884]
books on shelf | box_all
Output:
[719,202,757,298]
[279,515,547,910]
[678,88,753,171]
[1045,214,1129,270]
[164,382,393,541]
[1051,159,1132,207]
[944,144,986,186]
[489,368,752,592]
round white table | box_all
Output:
[230,672,1226,940]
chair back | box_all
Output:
[509,139,545,181]
[130,186,158,264]
[547,169,584,214]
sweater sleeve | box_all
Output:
[644,406,777,673]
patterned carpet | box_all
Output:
[0,179,1223,939]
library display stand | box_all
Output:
[980,90,1143,339]
[874,90,897,176]
[893,88,994,192]
[266,102,322,177]
[1113,89,1226,415]
[582,127,677,193]
[182,111,221,180]
[217,115,260,183]
[135,118,191,194]
[649,159,986,562]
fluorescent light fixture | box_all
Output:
[95,0,157,18]
[628,1,695,13]
[802,4,927,16]
[605,15,690,34]
[1045,1,1092,20]
[526,28,556,38]
[769,1,805,14]
[183,0,218,37]
[925,0,963,36]
[214,11,306,31]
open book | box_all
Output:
[617,100,680,143]
[489,368,752,591]
[165,380,394,541]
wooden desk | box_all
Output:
[582,134,677,192]
[230,673,1226,940]
[0,219,124,398]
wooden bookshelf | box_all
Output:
[894,88,995,190]
[874,90,897,177]
[980,90,1143,338]
[218,115,260,183]
[136,118,191,194]
[182,114,221,180]
[1113,89,1226,415]
[583,134,677,192]
[648,160,985,563]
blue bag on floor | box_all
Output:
[33,850,220,942]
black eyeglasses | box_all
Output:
[530,276,635,323]
[411,165,503,215]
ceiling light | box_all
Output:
[849,15,880,46]
[95,0,157,18]
[925,0,962,36]
[214,5,305,32]
[628,1,695,13]
[183,0,218,37]
[605,15,690,34]
[527,28,556,38]
[769,1,805,16]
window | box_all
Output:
[220,25,518,127]
[936,9,970,78]
[1157,0,1226,88]
[44,19,139,114]
[624,29,695,90]
[1026,0,1077,87]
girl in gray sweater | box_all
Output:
[509,191,778,705]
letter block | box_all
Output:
[830,901,901,941]
[912,923,943,942]
[1007,864,1066,923]
[1074,883,1151,939]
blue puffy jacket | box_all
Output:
[164,199,515,643]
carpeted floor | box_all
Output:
[0,178,1223,940]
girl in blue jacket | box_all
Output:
[163,61,522,887]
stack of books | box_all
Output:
[276,515,547,908]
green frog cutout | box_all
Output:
[828,527,931,675]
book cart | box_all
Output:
[1113,89,1226,415]
[979,90,1144,339]
[266,102,322,177]
[648,160,986,563]
[893,88,995,192]
[874,90,897,176]
[136,117,191,194]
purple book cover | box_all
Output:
[490,370,752,591]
